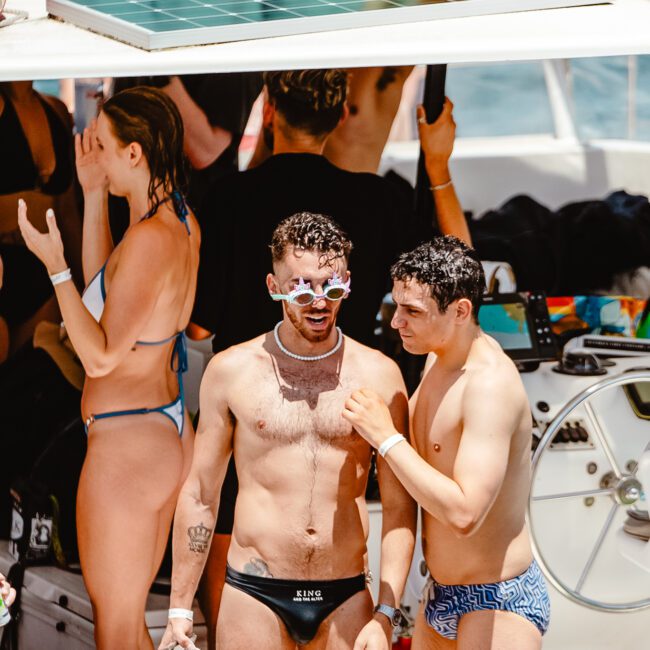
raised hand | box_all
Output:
[417,98,456,184]
[75,119,108,194]
[17,199,68,275]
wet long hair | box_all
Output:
[101,86,187,216]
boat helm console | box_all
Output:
[566,334,650,358]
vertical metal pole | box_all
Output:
[543,59,578,141]
[414,64,447,230]
[628,54,637,140]
[403,65,447,394]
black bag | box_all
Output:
[9,417,86,569]
[0,342,85,650]
[1,418,86,650]
[0,345,82,540]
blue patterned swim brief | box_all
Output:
[424,560,551,640]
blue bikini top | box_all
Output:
[81,191,190,369]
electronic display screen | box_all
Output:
[478,302,533,351]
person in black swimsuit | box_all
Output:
[0,83,74,198]
[160,213,416,650]
[0,81,82,359]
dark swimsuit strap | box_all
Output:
[133,331,187,411]
[139,190,191,235]
[90,190,190,299]
[136,330,188,373]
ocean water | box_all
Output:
[445,55,650,141]
[35,55,650,142]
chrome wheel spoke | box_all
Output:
[532,488,613,502]
[575,502,619,595]
[584,401,623,478]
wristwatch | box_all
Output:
[373,603,402,627]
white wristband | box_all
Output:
[49,268,72,286]
[378,433,406,458]
[168,608,193,621]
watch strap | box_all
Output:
[374,603,401,627]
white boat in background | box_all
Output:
[1,1,650,648]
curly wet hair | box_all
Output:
[391,236,485,323]
[102,86,187,216]
[270,212,352,266]
[263,69,348,137]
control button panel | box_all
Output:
[548,418,594,450]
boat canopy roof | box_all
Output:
[2,0,650,81]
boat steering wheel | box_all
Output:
[527,370,650,612]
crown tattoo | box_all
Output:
[187,522,211,553]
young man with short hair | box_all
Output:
[344,236,550,649]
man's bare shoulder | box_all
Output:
[463,338,528,413]
[203,333,269,382]
[344,336,404,390]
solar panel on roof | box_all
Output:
[47,0,604,50]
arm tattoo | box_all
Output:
[243,557,274,577]
[187,522,212,554]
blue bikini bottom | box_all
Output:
[84,392,184,436]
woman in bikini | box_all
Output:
[18,86,200,650]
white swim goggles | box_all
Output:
[271,272,351,306]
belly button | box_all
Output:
[306,527,317,536]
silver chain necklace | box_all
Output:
[273,321,343,362]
